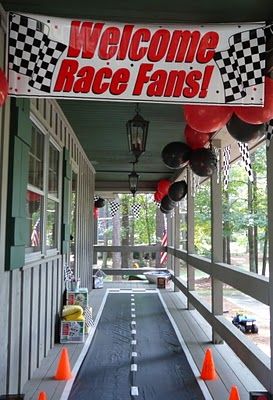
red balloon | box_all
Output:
[154,191,162,202]
[0,68,8,106]
[183,104,233,133]
[234,77,273,124]
[93,207,99,219]
[157,179,171,197]
[184,124,213,150]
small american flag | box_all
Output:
[160,229,168,265]
[31,218,40,247]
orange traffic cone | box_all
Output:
[200,348,217,380]
[228,386,240,400]
[54,347,72,380]
[37,392,47,400]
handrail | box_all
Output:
[167,246,269,306]
[94,244,164,253]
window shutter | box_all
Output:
[62,148,71,254]
[6,99,31,269]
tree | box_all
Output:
[222,144,267,274]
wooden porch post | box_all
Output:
[187,168,195,310]
[267,139,273,392]
[174,205,180,292]
[211,140,223,344]
[167,214,173,270]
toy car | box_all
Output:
[232,314,258,334]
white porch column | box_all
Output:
[174,205,180,292]
[187,168,195,310]
[267,139,273,391]
[211,140,223,344]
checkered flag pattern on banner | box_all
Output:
[83,307,94,327]
[214,24,273,103]
[266,119,273,148]
[110,201,120,217]
[223,145,231,190]
[237,142,254,182]
[131,203,141,219]
[64,264,74,282]
[8,13,67,93]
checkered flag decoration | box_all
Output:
[8,13,67,93]
[110,201,120,217]
[64,263,74,282]
[190,169,200,198]
[237,142,254,182]
[214,24,273,103]
[83,307,94,327]
[131,203,141,219]
[223,145,231,190]
[266,119,273,148]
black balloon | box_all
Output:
[189,148,217,177]
[95,197,105,208]
[168,180,188,202]
[160,205,171,214]
[161,142,191,169]
[160,205,172,214]
[226,114,265,143]
[160,195,175,212]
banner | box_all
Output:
[7,13,272,105]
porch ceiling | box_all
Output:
[2,1,273,192]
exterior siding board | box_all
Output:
[29,267,39,378]
[8,270,21,393]
[19,269,31,391]
[38,263,46,367]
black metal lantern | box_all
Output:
[128,162,139,197]
[126,104,149,162]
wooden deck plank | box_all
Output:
[161,291,265,399]
[165,291,265,391]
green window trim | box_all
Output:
[6,99,32,269]
[61,148,71,254]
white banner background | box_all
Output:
[7,13,266,105]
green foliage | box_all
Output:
[223,144,267,262]
[223,144,267,245]
[194,180,211,256]
[119,193,157,244]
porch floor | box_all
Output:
[22,280,266,400]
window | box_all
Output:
[26,122,61,258]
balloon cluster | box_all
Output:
[0,68,8,107]
[93,196,105,219]
[154,179,188,214]
[183,76,273,144]
[161,137,217,179]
